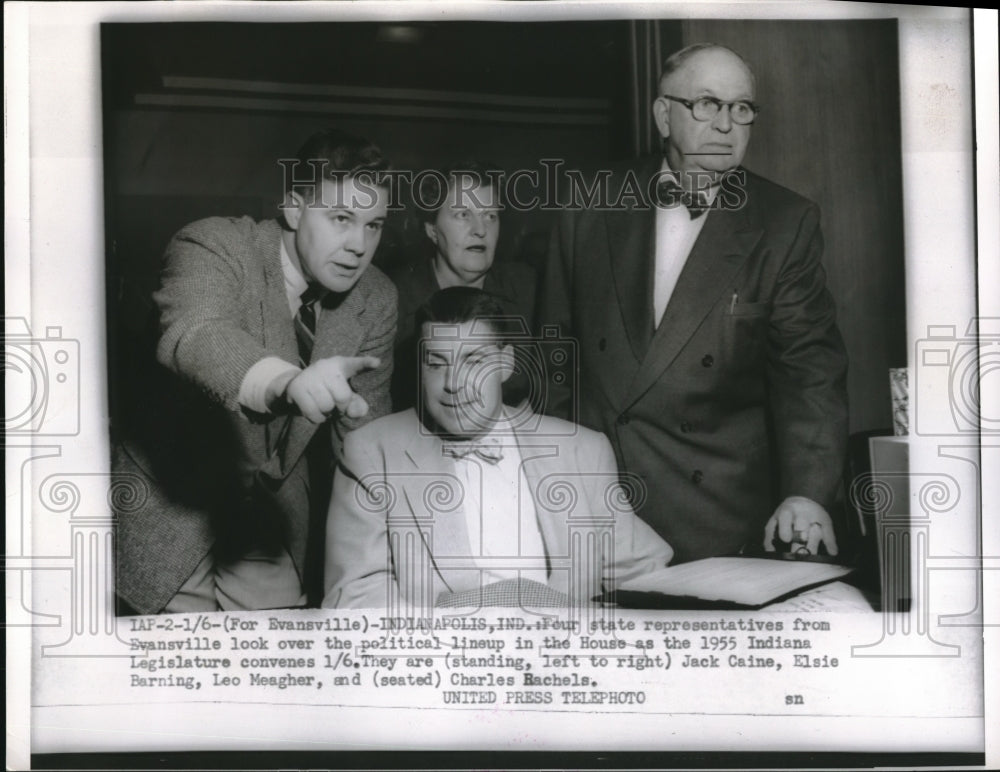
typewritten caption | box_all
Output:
[125,611,844,710]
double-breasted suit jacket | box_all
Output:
[115,216,397,614]
[539,157,849,563]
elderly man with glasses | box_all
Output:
[539,43,849,565]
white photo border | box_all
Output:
[5,1,998,768]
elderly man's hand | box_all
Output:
[763,496,838,556]
[280,355,380,423]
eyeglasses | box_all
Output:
[661,94,759,125]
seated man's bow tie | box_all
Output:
[656,180,710,219]
[443,438,504,464]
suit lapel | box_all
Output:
[400,412,567,597]
[258,222,299,364]
[510,420,566,581]
[312,284,367,362]
[253,223,306,475]
[264,285,371,479]
[399,420,470,594]
[626,202,762,404]
[605,158,661,362]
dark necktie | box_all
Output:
[443,441,504,465]
[294,286,324,367]
[656,180,709,220]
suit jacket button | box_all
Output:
[599,338,607,351]
[617,413,630,426]
[701,354,714,367]
[691,470,704,484]
[680,421,692,433]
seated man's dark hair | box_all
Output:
[414,286,521,347]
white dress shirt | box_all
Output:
[449,414,549,587]
[652,161,719,328]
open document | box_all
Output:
[612,557,855,608]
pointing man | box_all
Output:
[116,128,397,612]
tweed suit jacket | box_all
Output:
[115,216,397,614]
[538,158,849,564]
[322,408,673,610]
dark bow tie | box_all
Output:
[443,440,504,465]
[656,180,709,219]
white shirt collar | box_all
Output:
[439,407,519,450]
[480,407,518,442]
[280,235,309,313]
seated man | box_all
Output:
[323,287,673,610]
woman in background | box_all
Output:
[389,161,537,409]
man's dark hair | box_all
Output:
[414,160,503,225]
[414,286,519,346]
[285,128,390,195]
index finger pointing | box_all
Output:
[805,524,822,556]
[763,517,777,551]
[776,513,795,545]
[341,356,381,377]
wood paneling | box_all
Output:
[680,20,906,433]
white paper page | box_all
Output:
[618,558,854,605]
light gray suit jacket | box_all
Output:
[322,409,673,610]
